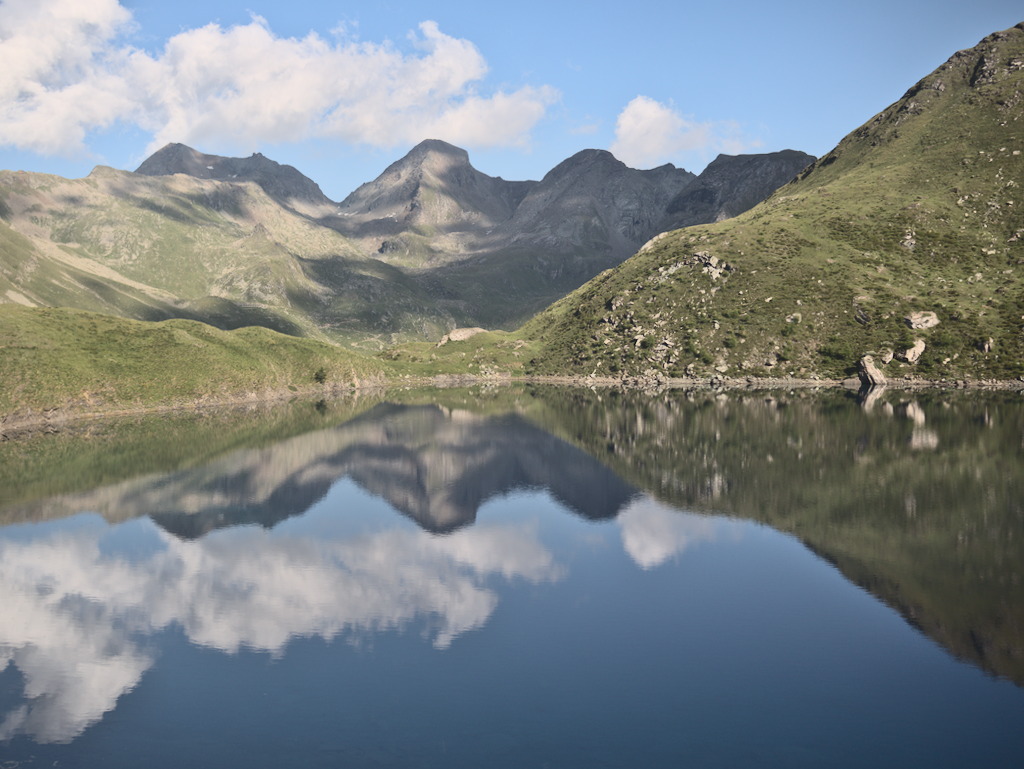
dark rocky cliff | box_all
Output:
[660,149,815,230]
[496,149,695,255]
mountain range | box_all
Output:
[2,23,1023,416]
[1,137,812,347]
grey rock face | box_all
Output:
[495,149,695,256]
[335,139,533,233]
[660,150,815,230]
[135,143,334,215]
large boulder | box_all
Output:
[857,355,888,387]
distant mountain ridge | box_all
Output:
[319,139,813,327]
[325,140,813,268]
[323,140,698,276]
[661,149,815,229]
[1,136,814,344]
[135,143,335,217]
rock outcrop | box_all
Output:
[437,327,487,346]
[905,311,940,329]
[857,354,888,387]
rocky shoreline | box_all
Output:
[3,373,1022,441]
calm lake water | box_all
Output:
[1,386,1022,768]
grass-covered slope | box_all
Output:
[0,305,386,419]
[0,167,457,346]
[523,24,1024,382]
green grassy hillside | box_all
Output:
[521,24,1024,382]
[0,167,457,346]
[0,305,386,419]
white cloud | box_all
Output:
[0,0,136,154]
[0,2,557,157]
[609,95,755,169]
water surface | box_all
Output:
[1,387,1022,767]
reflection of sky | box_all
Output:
[0,508,563,743]
[0,488,730,746]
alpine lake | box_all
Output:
[1,384,1022,768]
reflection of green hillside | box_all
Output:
[527,386,1024,685]
[0,386,530,523]
[0,395,386,523]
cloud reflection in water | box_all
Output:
[618,496,743,569]
[0,514,563,743]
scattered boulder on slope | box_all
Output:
[437,327,488,346]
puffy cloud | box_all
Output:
[405,86,558,149]
[609,95,754,169]
[0,3,557,156]
[0,515,561,743]
[0,0,136,154]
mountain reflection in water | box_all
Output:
[0,386,1022,765]
[4,403,637,538]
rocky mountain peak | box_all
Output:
[404,138,471,165]
[335,139,531,232]
[134,143,207,176]
[357,138,476,194]
[542,149,627,181]
[135,143,335,215]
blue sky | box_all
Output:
[0,0,1020,199]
